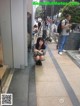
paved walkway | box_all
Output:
[35,43,80,106]
[1,42,80,106]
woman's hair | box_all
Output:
[33,25,37,28]
[65,14,71,18]
[38,22,41,29]
[35,37,46,49]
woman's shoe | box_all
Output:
[36,60,42,66]
[36,61,39,65]
[0,64,3,67]
[38,60,42,65]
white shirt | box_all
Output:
[61,19,70,36]
[51,23,59,37]
[51,23,57,33]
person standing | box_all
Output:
[58,14,72,55]
[42,20,47,40]
[51,20,59,42]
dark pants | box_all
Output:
[43,30,46,40]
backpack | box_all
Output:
[57,20,66,34]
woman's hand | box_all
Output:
[38,50,43,54]
[34,49,43,54]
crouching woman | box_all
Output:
[34,37,46,65]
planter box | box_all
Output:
[65,32,80,50]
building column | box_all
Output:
[0,0,28,68]
[11,0,28,68]
[0,0,13,68]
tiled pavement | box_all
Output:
[0,42,80,106]
[35,43,80,106]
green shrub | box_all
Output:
[61,2,80,23]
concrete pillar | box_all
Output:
[0,0,13,68]
[11,0,28,68]
[0,0,28,68]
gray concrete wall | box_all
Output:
[11,0,28,68]
[28,0,32,49]
[23,0,28,66]
[0,0,13,67]
[27,0,32,14]
[0,0,29,68]
[65,32,80,50]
